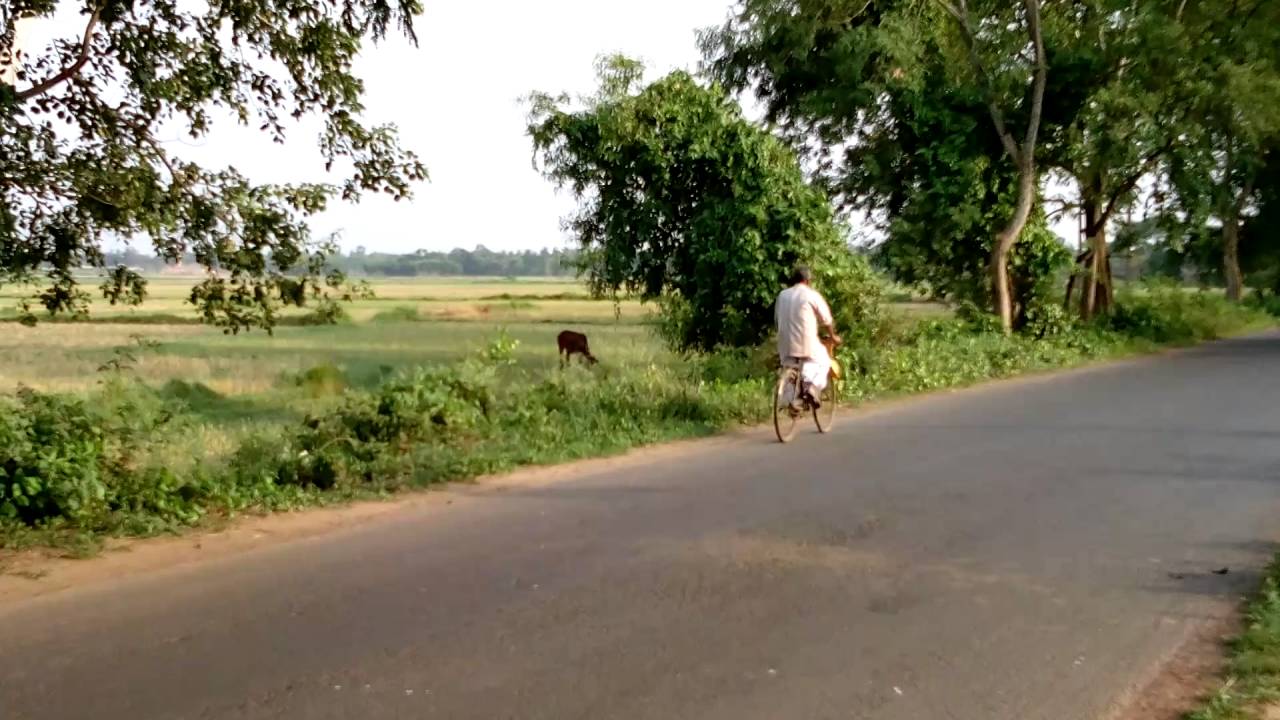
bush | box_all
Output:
[243,334,520,491]
[293,364,350,398]
[1110,282,1269,344]
[0,380,200,531]
[370,306,423,323]
[1247,292,1280,318]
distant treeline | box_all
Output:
[103,246,580,278]
[331,246,577,277]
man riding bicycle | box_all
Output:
[776,266,841,409]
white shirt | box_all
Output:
[775,283,833,361]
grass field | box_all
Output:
[0,276,950,394]
[0,276,945,469]
[0,278,685,459]
[0,277,661,391]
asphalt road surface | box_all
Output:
[4,334,1280,720]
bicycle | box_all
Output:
[772,337,841,443]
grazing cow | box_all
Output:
[557,330,597,367]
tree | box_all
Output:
[1,0,426,332]
[849,67,1067,320]
[703,0,1048,333]
[1041,1,1191,319]
[1159,0,1280,301]
[528,56,881,352]
[1240,152,1280,296]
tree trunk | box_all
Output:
[1077,176,1114,320]
[1221,176,1253,303]
[1223,217,1244,302]
[992,166,1037,333]
[1082,223,1112,319]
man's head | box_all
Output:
[790,266,813,286]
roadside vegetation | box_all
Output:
[1189,558,1280,720]
[1,277,1271,551]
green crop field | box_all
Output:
[0,276,949,394]
[0,277,658,388]
[0,275,954,484]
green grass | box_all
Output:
[1187,559,1280,720]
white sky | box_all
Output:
[19,1,1081,254]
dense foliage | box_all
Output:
[702,0,1051,332]
[1,0,426,332]
[702,0,1280,319]
[1157,0,1280,301]
[528,56,882,352]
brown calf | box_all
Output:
[557,330,598,367]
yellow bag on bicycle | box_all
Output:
[830,356,842,379]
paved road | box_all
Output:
[4,335,1280,720]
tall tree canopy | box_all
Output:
[702,0,1049,333]
[1039,1,1191,318]
[0,0,426,331]
[528,56,881,352]
[1158,0,1280,301]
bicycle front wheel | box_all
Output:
[773,369,800,443]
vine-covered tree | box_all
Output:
[0,0,426,331]
[528,55,882,352]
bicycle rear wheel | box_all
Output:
[773,369,800,443]
[813,372,837,433]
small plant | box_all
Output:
[96,335,162,375]
[370,306,422,323]
[295,302,351,326]
[1021,297,1075,339]
[293,364,350,398]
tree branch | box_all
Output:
[934,0,1022,165]
[1044,198,1081,222]
[15,6,101,102]
[1097,138,1176,227]
[1021,0,1048,168]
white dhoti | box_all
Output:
[801,355,830,392]
[780,344,831,403]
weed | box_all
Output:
[1186,560,1280,720]
[292,364,350,398]
[369,306,422,323]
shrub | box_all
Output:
[1110,282,1268,344]
[245,334,521,491]
[0,390,109,525]
[370,306,422,323]
[0,380,199,530]
[294,364,350,398]
[1246,292,1280,318]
